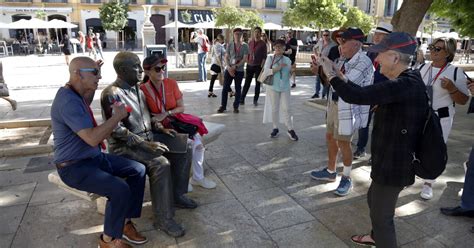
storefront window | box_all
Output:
[240,0,251,7]
[146,0,166,4]
[265,0,276,8]
[180,0,193,5]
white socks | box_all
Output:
[326,168,336,174]
[342,165,352,177]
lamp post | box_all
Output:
[175,0,179,68]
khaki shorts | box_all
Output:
[326,101,353,142]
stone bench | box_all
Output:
[48,121,225,214]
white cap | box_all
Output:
[375,22,393,34]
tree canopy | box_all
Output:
[342,6,373,35]
[213,5,246,30]
[282,0,346,29]
[243,9,264,29]
[99,0,129,32]
[430,0,474,37]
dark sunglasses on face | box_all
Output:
[323,34,329,36]
[79,68,100,76]
[428,45,444,52]
[154,64,166,73]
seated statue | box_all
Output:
[100,52,196,238]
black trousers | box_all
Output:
[367,181,404,248]
[241,64,262,103]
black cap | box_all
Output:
[368,32,417,55]
[341,27,365,42]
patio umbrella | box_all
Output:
[6,18,50,29]
[0,22,7,29]
[192,21,218,29]
[49,19,78,46]
[162,21,193,29]
[263,22,283,31]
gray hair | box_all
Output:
[393,51,413,66]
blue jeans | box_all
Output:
[461,145,474,210]
[198,52,207,81]
[221,70,244,109]
[57,153,146,238]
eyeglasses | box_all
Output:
[153,64,166,73]
[323,34,329,37]
[79,68,100,76]
[428,45,444,52]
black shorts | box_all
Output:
[210,64,221,74]
[62,49,71,55]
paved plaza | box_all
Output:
[0,53,473,247]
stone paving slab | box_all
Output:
[0,182,36,207]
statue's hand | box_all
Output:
[161,128,177,137]
[141,141,169,154]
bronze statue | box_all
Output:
[100,52,196,238]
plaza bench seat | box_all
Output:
[48,121,225,214]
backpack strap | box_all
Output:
[419,63,426,71]
[453,67,458,82]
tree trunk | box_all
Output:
[391,0,434,36]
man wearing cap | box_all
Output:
[310,28,374,197]
[319,32,427,248]
[100,52,195,238]
[353,22,393,159]
[218,28,249,113]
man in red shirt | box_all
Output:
[240,26,268,106]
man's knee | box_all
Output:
[337,139,351,150]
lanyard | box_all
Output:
[234,42,241,59]
[150,80,166,114]
[65,84,105,150]
[271,55,284,79]
[424,63,449,86]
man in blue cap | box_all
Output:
[318,32,428,248]
[310,27,374,197]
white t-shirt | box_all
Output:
[419,62,469,110]
[211,42,225,66]
[193,34,209,54]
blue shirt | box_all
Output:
[264,55,291,92]
[51,87,100,163]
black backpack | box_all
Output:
[412,92,448,179]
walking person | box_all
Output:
[418,37,470,200]
[191,28,210,82]
[95,33,104,60]
[51,57,148,247]
[353,22,393,159]
[284,30,298,88]
[0,61,17,110]
[262,32,272,54]
[61,34,72,65]
[241,26,267,106]
[217,28,248,114]
[310,28,374,197]
[208,34,225,98]
[262,39,298,141]
[78,31,86,54]
[319,32,427,248]
[87,33,97,60]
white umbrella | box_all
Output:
[6,18,50,29]
[162,21,193,29]
[263,22,283,30]
[0,22,7,29]
[48,19,77,29]
[192,21,218,29]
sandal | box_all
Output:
[351,234,375,247]
[208,92,217,98]
[229,91,235,98]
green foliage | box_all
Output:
[282,0,345,29]
[35,5,47,20]
[213,5,246,30]
[342,6,374,34]
[243,10,264,29]
[99,0,129,32]
[181,10,192,23]
[430,0,474,37]
[423,20,437,35]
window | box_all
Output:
[122,0,137,4]
[265,0,276,8]
[42,0,67,2]
[81,0,101,3]
[240,0,251,7]
[4,0,31,2]
[146,0,166,4]
[384,0,399,17]
[206,0,220,6]
[180,0,193,5]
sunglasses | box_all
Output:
[428,45,444,52]
[323,34,329,36]
[153,64,166,73]
[79,68,100,76]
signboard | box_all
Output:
[170,9,215,24]
[0,7,73,13]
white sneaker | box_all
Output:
[188,183,193,193]
[458,188,463,198]
[420,184,433,200]
[190,177,217,189]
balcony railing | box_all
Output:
[146,0,166,4]
[81,0,101,3]
[206,0,220,6]
[240,0,251,7]
[42,0,67,3]
[265,0,276,8]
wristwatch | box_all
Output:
[167,110,172,116]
